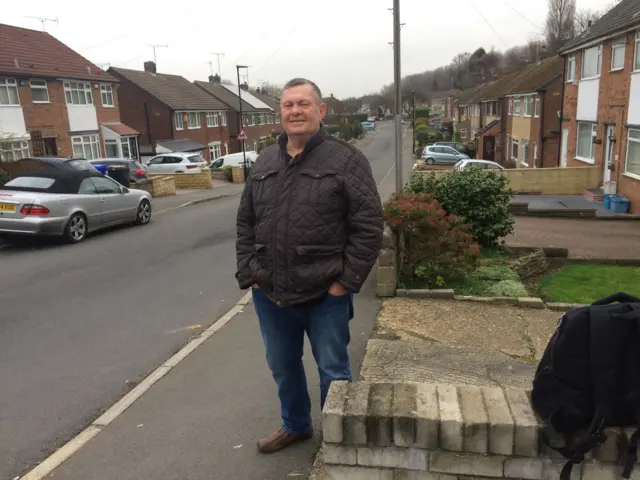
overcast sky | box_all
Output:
[6,0,613,98]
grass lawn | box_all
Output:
[539,264,640,304]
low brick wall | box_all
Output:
[232,166,245,184]
[149,170,212,189]
[130,176,176,197]
[413,166,600,195]
[323,381,631,480]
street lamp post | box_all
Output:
[392,0,403,196]
[236,65,249,180]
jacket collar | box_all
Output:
[278,124,326,158]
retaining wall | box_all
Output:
[149,170,212,189]
[322,381,635,480]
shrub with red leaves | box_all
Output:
[384,193,480,287]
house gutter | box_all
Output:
[557,55,567,167]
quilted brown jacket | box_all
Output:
[235,128,384,307]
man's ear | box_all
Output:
[319,102,327,120]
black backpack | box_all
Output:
[531,292,640,480]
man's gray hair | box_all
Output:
[283,78,323,104]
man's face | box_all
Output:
[280,84,326,137]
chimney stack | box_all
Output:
[208,74,221,84]
[241,82,249,91]
[144,61,157,74]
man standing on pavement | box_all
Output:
[235,78,384,454]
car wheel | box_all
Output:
[64,213,87,244]
[135,200,152,225]
[426,158,435,165]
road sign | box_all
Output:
[237,129,248,141]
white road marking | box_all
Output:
[18,292,251,480]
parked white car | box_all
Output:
[145,152,208,174]
[454,159,504,171]
[210,151,258,169]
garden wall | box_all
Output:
[322,380,633,480]
[376,225,398,297]
[413,167,600,195]
[149,170,212,189]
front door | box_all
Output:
[604,125,614,185]
[561,128,568,168]
[483,136,495,161]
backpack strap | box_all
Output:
[592,292,640,305]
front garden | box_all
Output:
[386,169,639,305]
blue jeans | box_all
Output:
[252,288,354,435]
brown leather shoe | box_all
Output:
[257,427,313,454]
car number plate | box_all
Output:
[0,203,16,213]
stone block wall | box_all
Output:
[322,381,637,480]
[232,166,245,184]
[149,171,212,189]
[130,177,176,197]
[210,168,227,181]
[376,225,398,297]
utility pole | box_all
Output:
[392,0,403,195]
[211,52,224,76]
[237,65,250,180]
[412,90,416,155]
[148,44,168,66]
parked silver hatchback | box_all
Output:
[420,145,469,165]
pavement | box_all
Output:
[1,121,415,480]
[512,194,624,217]
[507,216,640,259]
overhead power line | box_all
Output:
[505,2,543,31]
[469,0,510,49]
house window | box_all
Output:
[521,141,530,166]
[207,112,219,127]
[534,97,540,118]
[514,97,521,115]
[511,138,519,160]
[0,77,20,105]
[174,112,184,130]
[64,82,93,105]
[258,114,264,125]
[100,85,114,107]
[276,114,281,123]
[30,80,49,103]
[576,122,597,162]
[635,31,640,71]
[582,44,602,78]
[567,56,576,82]
[221,112,227,127]
[625,129,640,177]
[105,139,120,158]
[460,129,467,139]
[121,139,130,158]
[0,140,29,161]
[247,114,255,126]
[187,112,200,129]
[224,142,229,155]
[71,135,100,160]
[209,141,222,161]
[523,97,533,117]
[612,36,626,71]
[508,98,513,115]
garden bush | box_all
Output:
[384,193,480,287]
[222,166,233,182]
[407,168,514,247]
[0,168,9,187]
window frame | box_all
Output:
[206,111,219,128]
[582,44,603,79]
[523,96,533,117]
[511,138,519,161]
[187,112,201,129]
[100,84,114,107]
[71,134,100,160]
[460,128,467,139]
[508,98,513,115]
[0,140,29,161]
[611,35,626,71]
[174,112,184,130]
[514,97,521,115]
[221,111,227,127]
[576,122,598,164]
[0,77,20,106]
[30,79,50,104]
[521,140,530,167]
[104,138,120,158]
[64,81,93,105]
[625,128,640,179]
[209,141,222,161]
[534,97,540,118]
[634,31,640,72]
[567,55,576,82]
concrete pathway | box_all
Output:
[512,194,618,216]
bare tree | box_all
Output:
[545,0,576,53]
[575,8,601,34]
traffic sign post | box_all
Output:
[237,129,248,141]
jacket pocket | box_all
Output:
[250,243,273,290]
[298,169,339,204]
[251,169,279,204]
[289,245,343,293]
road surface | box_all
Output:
[0,121,413,480]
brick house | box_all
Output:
[109,63,230,163]
[504,56,563,168]
[195,78,277,154]
[453,85,485,142]
[0,23,139,162]
[323,94,345,115]
[558,0,640,212]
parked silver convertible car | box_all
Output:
[0,170,152,243]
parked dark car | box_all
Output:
[6,157,99,176]
[89,159,147,185]
[434,141,473,156]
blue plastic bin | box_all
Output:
[604,194,613,209]
[610,195,630,214]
